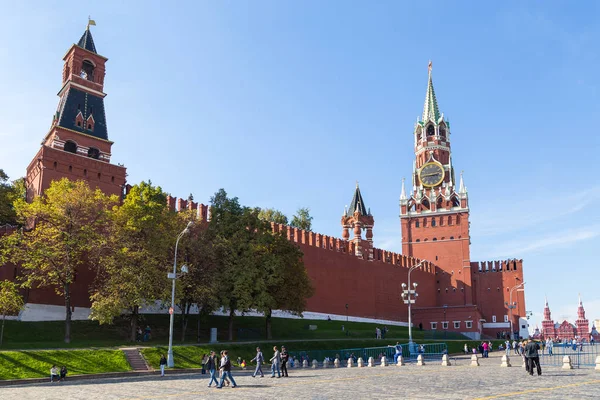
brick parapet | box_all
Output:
[470,259,523,274]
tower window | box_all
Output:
[97,173,101,179]
[80,60,95,81]
[433,238,437,241]
[427,125,435,136]
[111,176,115,183]
[84,169,87,177]
[432,219,436,227]
[439,127,446,138]
[64,140,77,153]
[88,147,100,159]
[77,121,82,127]
[87,124,92,129]
[450,236,454,240]
[53,161,57,169]
[415,220,420,228]
[69,165,72,172]
[416,239,420,243]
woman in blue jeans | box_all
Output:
[205,351,219,387]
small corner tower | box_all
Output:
[341,183,374,259]
[25,20,126,201]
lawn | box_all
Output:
[0,314,467,349]
[0,349,131,380]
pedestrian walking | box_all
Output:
[270,346,281,378]
[251,347,265,378]
[280,346,289,377]
[206,351,219,387]
[389,342,403,363]
[159,354,167,377]
[482,341,489,358]
[464,343,468,354]
[524,340,542,376]
[201,353,208,375]
[216,350,237,388]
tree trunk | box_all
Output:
[228,308,235,341]
[130,306,139,342]
[197,316,201,343]
[181,302,191,342]
[64,282,72,344]
[1,315,5,347]
[265,309,272,340]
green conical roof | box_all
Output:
[422,63,441,123]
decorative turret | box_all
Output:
[341,183,374,260]
[541,296,555,339]
[422,61,441,124]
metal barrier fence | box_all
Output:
[539,343,598,368]
[288,342,448,365]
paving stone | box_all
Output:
[2,353,599,399]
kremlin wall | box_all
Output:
[0,25,533,340]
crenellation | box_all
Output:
[470,259,524,274]
[167,195,177,211]
[176,198,187,211]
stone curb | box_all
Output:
[0,368,206,387]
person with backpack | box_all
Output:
[205,351,219,387]
[216,350,237,388]
[251,347,264,378]
[59,366,68,381]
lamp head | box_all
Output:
[181,265,189,274]
[413,282,418,288]
[402,283,407,288]
[183,221,194,234]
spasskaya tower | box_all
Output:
[399,62,472,306]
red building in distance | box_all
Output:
[541,296,597,341]
[2,27,528,340]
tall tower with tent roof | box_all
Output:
[399,62,472,306]
[25,20,127,201]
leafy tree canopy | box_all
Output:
[290,207,313,231]
[257,207,288,225]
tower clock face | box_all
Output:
[419,162,445,187]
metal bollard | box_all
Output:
[367,357,375,367]
[396,356,405,366]
[347,358,354,368]
[302,359,308,368]
[380,356,388,367]
[312,359,318,369]
[334,358,340,368]
[357,357,364,368]
[417,354,425,366]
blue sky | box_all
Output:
[1,1,599,331]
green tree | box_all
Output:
[251,226,314,339]
[176,220,219,342]
[0,170,25,225]
[257,207,288,225]
[0,280,24,346]
[90,181,178,342]
[290,207,313,231]
[207,189,262,340]
[3,178,118,343]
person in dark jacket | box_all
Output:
[59,366,68,381]
[524,340,542,376]
[217,350,237,388]
[280,346,289,377]
[159,354,167,377]
[206,351,219,387]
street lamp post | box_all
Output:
[506,282,525,341]
[402,261,424,347]
[167,221,193,368]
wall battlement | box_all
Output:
[164,194,436,274]
[470,259,523,273]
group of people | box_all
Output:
[250,346,290,378]
[375,326,389,339]
[50,365,67,382]
[136,325,152,342]
[464,341,495,357]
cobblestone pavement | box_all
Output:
[2,353,599,400]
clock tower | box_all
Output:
[400,63,472,306]
[25,23,126,201]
